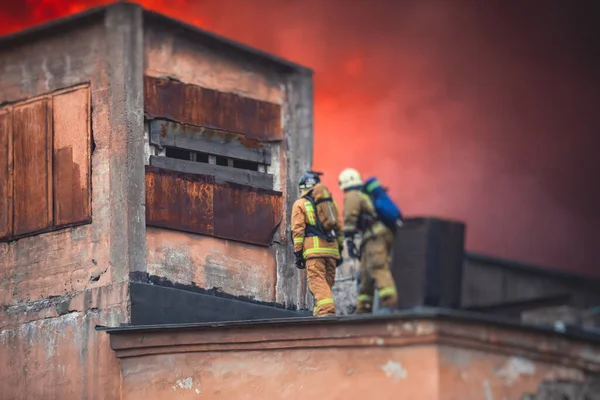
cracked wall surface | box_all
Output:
[0,4,145,399]
[107,315,600,400]
[142,19,312,309]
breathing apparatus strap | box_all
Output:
[303,194,336,243]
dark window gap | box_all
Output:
[166,147,191,161]
[164,148,266,174]
[216,155,228,166]
[233,159,260,171]
[194,152,210,163]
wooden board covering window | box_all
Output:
[12,99,53,236]
[143,76,283,142]
[146,166,215,236]
[145,166,282,247]
[0,109,12,239]
[213,181,283,246]
[52,87,92,227]
[0,84,92,241]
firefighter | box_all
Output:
[291,171,344,317]
[338,168,398,314]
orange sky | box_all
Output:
[1,0,599,276]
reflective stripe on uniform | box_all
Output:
[314,298,334,312]
[293,237,304,244]
[365,179,381,193]
[337,235,344,245]
[303,247,340,258]
[371,222,387,236]
[378,286,397,298]
[304,202,316,225]
[357,294,373,303]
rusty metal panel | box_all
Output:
[12,99,52,236]
[0,108,12,239]
[149,120,272,164]
[52,86,92,228]
[144,76,283,141]
[213,182,283,246]
[145,165,215,236]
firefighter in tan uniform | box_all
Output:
[291,171,344,317]
[338,168,398,314]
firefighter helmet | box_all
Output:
[338,168,363,190]
[299,171,321,194]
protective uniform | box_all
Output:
[339,168,398,314]
[291,172,344,317]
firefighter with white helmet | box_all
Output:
[291,171,344,317]
[338,168,398,314]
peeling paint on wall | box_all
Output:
[380,360,407,382]
[495,356,536,385]
[172,377,194,391]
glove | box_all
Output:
[294,251,305,270]
[346,239,360,260]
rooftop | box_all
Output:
[96,306,600,344]
[0,2,312,75]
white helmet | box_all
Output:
[338,168,363,190]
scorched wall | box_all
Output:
[140,14,313,309]
[0,4,145,400]
[0,4,314,398]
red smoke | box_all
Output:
[1,0,599,277]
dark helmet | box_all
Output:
[298,171,323,192]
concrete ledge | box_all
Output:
[99,308,600,400]
[101,308,600,368]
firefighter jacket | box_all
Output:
[291,186,343,260]
[342,189,390,242]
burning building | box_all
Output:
[1,3,600,400]
[0,2,311,398]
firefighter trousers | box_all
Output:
[306,257,337,316]
[356,231,398,313]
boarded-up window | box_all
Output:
[144,77,280,192]
[143,76,284,245]
[12,100,53,236]
[0,109,12,240]
[148,119,274,191]
[53,87,92,227]
[0,84,92,241]
[145,166,282,247]
[144,76,283,142]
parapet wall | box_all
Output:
[103,310,600,400]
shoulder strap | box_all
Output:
[303,195,334,241]
[315,197,332,205]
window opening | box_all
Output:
[166,147,191,161]
[215,155,228,166]
[195,152,210,163]
[233,159,259,171]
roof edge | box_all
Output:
[0,2,313,75]
[95,306,600,345]
[0,4,110,50]
[142,9,312,74]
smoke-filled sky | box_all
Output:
[1,0,599,276]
